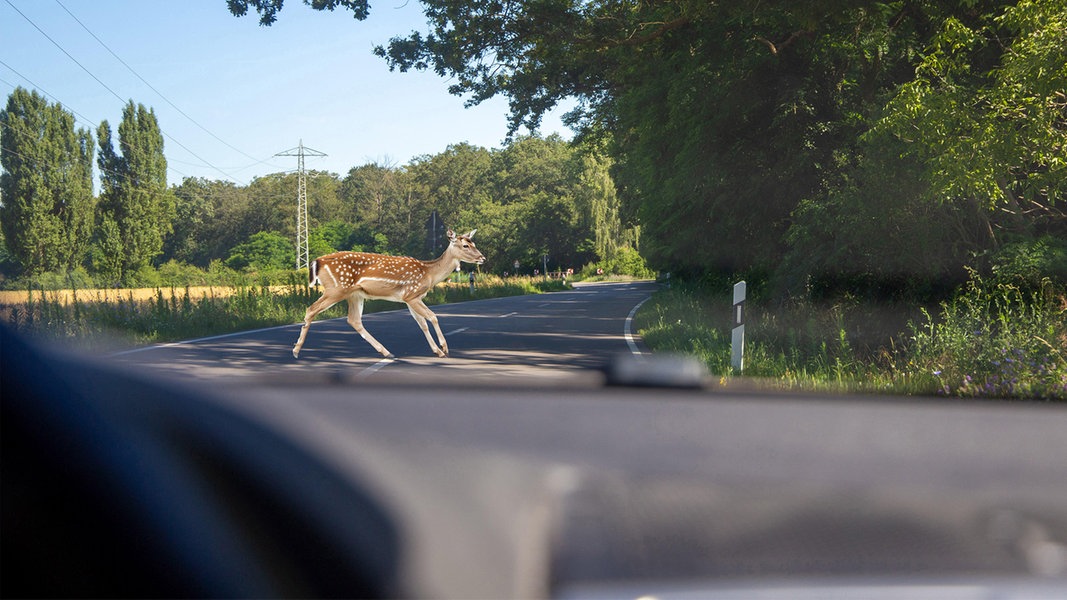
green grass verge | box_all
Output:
[634,275,1067,399]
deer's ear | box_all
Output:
[466,229,477,239]
[447,229,456,241]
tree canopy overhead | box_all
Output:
[229,0,1067,292]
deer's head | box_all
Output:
[448,229,486,265]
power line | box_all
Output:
[0,119,193,184]
[0,63,193,183]
[3,0,246,185]
[0,59,99,126]
[52,0,268,169]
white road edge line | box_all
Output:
[624,296,651,357]
[108,320,314,356]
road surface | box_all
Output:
[114,281,657,383]
[9,280,1067,598]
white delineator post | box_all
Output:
[732,280,746,374]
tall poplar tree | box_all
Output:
[95,101,175,282]
[0,87,95,276]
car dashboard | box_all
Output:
[4,326,1067,598]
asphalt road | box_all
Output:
[113,280,657,383]
[11,279,1067,598]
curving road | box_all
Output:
[113,281,657,383]
[15,279,1067,598]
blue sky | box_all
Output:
[0,0,574,186]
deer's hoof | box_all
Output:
[292,348,300,359]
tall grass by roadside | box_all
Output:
[635,273,1067,399]
[901,274,1067,399]
[2,275,567,350]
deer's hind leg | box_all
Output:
[347,295,393,358]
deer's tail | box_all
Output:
[308,258,320,287]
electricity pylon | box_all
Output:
[275,140,327,270]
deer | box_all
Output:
[293,229,485,359]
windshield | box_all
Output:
[1,0,1063,398]
[3,1,1067,598]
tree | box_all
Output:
[573,148,626,263]
[0,87,95,276]
[784,0,1067,293]
[227,0,370,26]
[225,230,293,271]
[407,143,493,254]
[875,0,1067,237]
[488,135,594,272]
[234,0,951,275]
[164,177,218,266]
[408,143,493,226]
[338,162,426,254]
[341,162,403,229]
[96,101,175,282]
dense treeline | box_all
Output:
[165,136,639,278]
[1,87,641,286]
[4,0,1066,300]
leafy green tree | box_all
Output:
[190,170,341,265]
[227,0,369,26]
[164,177,218,265]
[875,0,1066,237]
[408,143,493,225]
[407,144,493,255]
[574,148,626,263]
[226,0,1067,294]
[1,87,95,275]
[338,162,427,255]
[487,135,595,272]
[786,0,1067,294]
[96,101,175,282]
[340,162,403,229]
[246,0,954,276]
[225,230,293,271]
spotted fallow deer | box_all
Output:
[293,229,485,359]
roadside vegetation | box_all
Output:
[2,273,567,350]
[636,272,1067,400]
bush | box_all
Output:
[580,247,656,279]
[903,271,1067,399]
[3,267,99,291]
[989,235,1067,288]
[225,231,293,271]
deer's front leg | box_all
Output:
[347,296,393,358]
[294,295,339,358]
[407,299,448,357]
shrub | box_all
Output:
[989,235,1067,288]
[904,271,1067,399]
[580,247,656,279]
